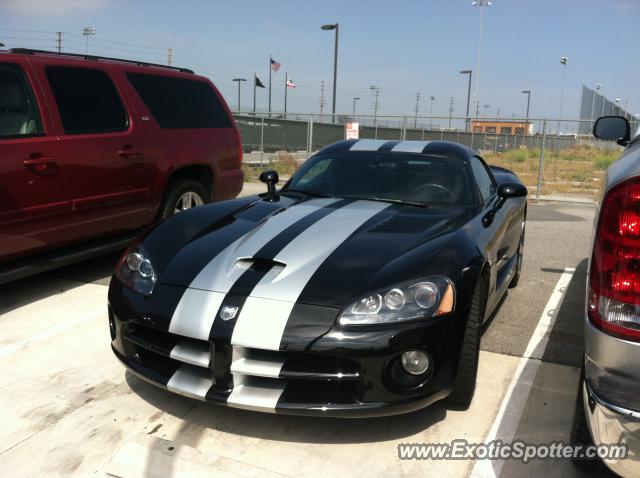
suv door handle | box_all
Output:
[22,155,57,172]
[117,147,143,158]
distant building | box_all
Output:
[471,120,534,135]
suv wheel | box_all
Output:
[159,179,208,219]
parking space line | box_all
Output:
[471,267,575,478]
[0,312,104,359]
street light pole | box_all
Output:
[472,0,491,118]
[370,85,380,127]
[521,90,531,122]
[82,26,95,54]
[232,78,246,112]
[352,97,360,118]
[321,23,339,123]
[558,56,569,133]
[460,69,472,131]
[591,83,601,122]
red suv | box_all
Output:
[0,48,243,281]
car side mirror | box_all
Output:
[483,183,527,227]
[593,116,630,146]
[259,170,279,201]
[497,183,528,199]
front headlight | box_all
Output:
[115,245,157,296]
[339,275,455,326]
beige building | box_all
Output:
[471,120,534,135]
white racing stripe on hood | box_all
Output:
[168,197,339,340]
[231,200,390,350]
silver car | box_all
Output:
[571,116,640,476]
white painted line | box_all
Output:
[471,267,575,478]
[0,311,104,359]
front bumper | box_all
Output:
[583,320,640,475]
[108,281,468,417]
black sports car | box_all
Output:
[109,139,527,417]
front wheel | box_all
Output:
[159,179,208,220]
[447,277,486,409]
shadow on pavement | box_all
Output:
[124,372,447,446]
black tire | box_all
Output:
[447,277,486,409]
[158,179,209,220]
[508,230,525,288]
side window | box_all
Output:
[127,73,231,129]
[45,67,128,134]
[0,63,43,139]
[469,156,496,203]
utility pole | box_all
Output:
[232,78,246,112]
[429,96,435,128]
[370,85,380,127]
[414,92,421,128]
[448,97,454,129]
[483,104,491,117]
[56,32,62,52]
[319,80,326,121]
[82,26,95,54]
[167,48,173,66]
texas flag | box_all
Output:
[286,79,296,89]
[270,58,281,71]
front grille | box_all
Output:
[122,323,363,407]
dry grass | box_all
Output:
[484,145,620,199]
[242,152,301,182]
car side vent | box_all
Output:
[371,215,442,233]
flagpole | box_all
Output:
[268,55,272,117]
[253,72,257,115]
[284,72,288,119]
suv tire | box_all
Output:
[159,179,209,220]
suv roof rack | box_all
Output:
[8,48,195,74]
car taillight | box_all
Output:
[589,177,640,341]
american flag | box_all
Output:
[270,58,281,72]
[286,79,296,89]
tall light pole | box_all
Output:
[370,85,380,127]
[591,83,601,121]
[321,23,339,123]
[414,92,421,128]
[558,56,569,133]
[232,78,246,112]
[483,104,490,117]
[83,26,95,54]
[352,97,360,118]
[460,69,472,131]
[521,90,531,122]
[429,96,435,128]
[472,0,491,118]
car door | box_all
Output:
[34,60,153,242]
[0,59,69,261]
[468,155,514,309]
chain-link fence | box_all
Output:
[235,113,639,203]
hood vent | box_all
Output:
[371,214,445,233]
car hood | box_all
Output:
[149,195,472,308]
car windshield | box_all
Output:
[283,152,476,206]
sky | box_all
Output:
[1,0,639,121]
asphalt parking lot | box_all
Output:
[0,190,609,477]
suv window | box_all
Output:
[469,156,496,203]
[0,63,43,139]
[46,67,128,134]
[127,73,231,129]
